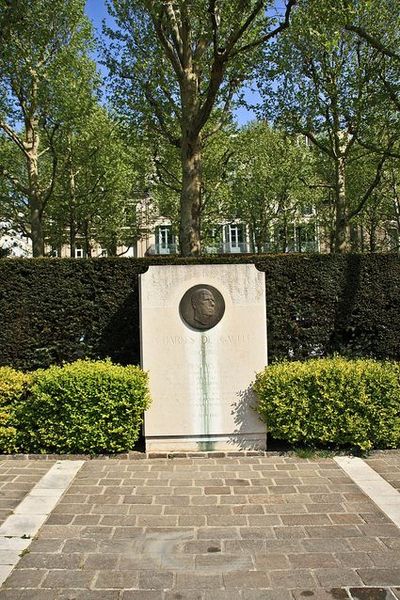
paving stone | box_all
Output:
[3,569,47,588]
[315,568,363,587]
[305,525,362,538]
[274,526,308,539]
[197,527,240,539]
[288,552,339,568]
[94,571,139,589]
[382,539,400,549]
[224,539,266,554]
[349,589,397,600]
[3,455,400,599]
[223,570,270,588]
[43,569,96,588]
[269,569,316,589]
[176,573,222,589]
[253,553,290,569]
[203,592,242,600]
[138,570,174,589]
[357,570,400,586]
[195,553,253,571]
[180,541,222,554]
[164,591,204,600]
[0,591,57,599]
[335,552,374,568]
[358,525,400,537]
[61,539,98,553]
[18,553,82,569]
[122,593,164,600]
[243,592,292,600]
[57,592,120,599]
[120,556,163,570]
[292,591,351,600]
[83,554,119,569]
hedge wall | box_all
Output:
[0,254,399,370]
[261,254,400,362]
[0,259,146,370]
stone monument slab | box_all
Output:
[140,264,267,451]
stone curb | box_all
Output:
[0,450,274,461]
[1,449,399,461]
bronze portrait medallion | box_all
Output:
[179,284,225,331]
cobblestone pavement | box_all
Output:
[1,456,400,599]
[366,455,400,491]
[0,461,56,526]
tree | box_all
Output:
[149,121,237,248]
[258,0,400,252]
[105,0,297,255]
[47,107,149,257]
[0,0,95,256]
[229,122,320,252]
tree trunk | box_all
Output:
[83,220,91,258]
[179,132,202,256]
[334,156,351,253]
[26,115,44,257]
[67,135,77,258]
[70,219,77,258]
[27,155,44,257]
[30,196,44,257]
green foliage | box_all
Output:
[254,357,400,451]
[15,360,150,454]
[47,107,148,257]
[0,255,399,371]
[0,0,99,256]
[257,0,400,252]
[230,123,320,252]
[0,367,31,453]
[0,258,147,370]
[261,253,400,362]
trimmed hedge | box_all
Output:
[0,367,31,453]
[0,254,399,370]
[9,360,150,454]
[0,259,147,370]
[260,254,400,362]
[254,357,400,451]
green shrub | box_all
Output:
[0,367,31,453]
[254,357,400,451]
[15,360,150,453]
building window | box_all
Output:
[76,244,84,258]
[223,224,246,253]
[155,225,176,254]
[295,223,317,252]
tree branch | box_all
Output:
[0,120,28,157]
[230,0,297,58]
[0,165,30,196]
[302,130,335,158]
[344,24,400,62]
[144,83,181,147]
[43,124,60,205]
[349,142,394,219]
[151,6,184,78]
[379,73,400,112]
[163,2,184,66]
[202,80,236,141]
[299,177,335,190]
[208,0,220,57]
[154,157,181,194]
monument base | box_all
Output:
[145,432,267,453]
